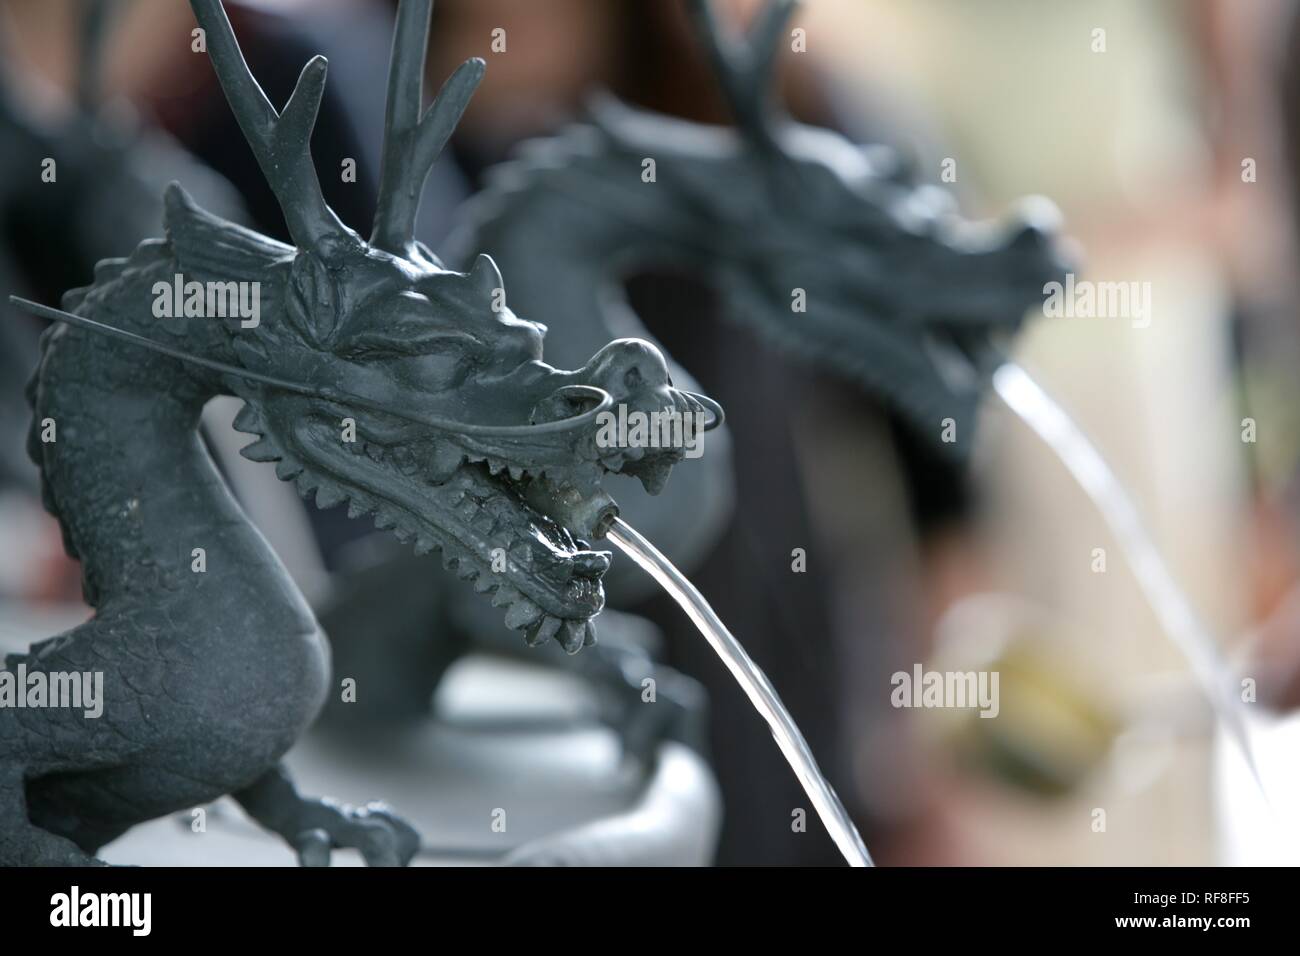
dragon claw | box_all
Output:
[290,799,421,867]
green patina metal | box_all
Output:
[0,0,719,866]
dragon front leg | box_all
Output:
[233,764,420,867]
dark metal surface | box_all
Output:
[0,0,721,866]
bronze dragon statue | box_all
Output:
[1,0,718,866]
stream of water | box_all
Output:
[606,516,874,867]
[609,359,1268,864]
[991,361,1265,794]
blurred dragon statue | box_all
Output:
[451,0,1067,455]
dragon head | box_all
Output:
[173,0,716,652]
[666,0,1070,452]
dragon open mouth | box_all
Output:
[277,414,684,654]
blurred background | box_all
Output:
[3,0,1300,865]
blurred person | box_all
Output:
[0,0,242,604]
[1236,0,1300,714]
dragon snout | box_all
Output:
[523,337,724,527]
[526,340,674,429]
[576,336,721,444]
[580,338,674,400]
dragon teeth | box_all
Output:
[315,484,345,509]
[240,438,279,463]
[526,615,561,647]
[427,442,463,481]
[491,585,521,608]
[413,536,435,556]
[504,599,542,629]
[274,459,303,480]
[232,404,261,433]
[636,460,673,495]
[583,620,597,647]
[559,620,585,654]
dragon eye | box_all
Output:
[337,287,485,360]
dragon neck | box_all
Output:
[29,245,306,626]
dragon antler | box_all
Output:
[189,0,354,255]
[686,0,797,151]
[370,0,485,257]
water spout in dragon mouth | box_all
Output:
[606,517,874,867]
